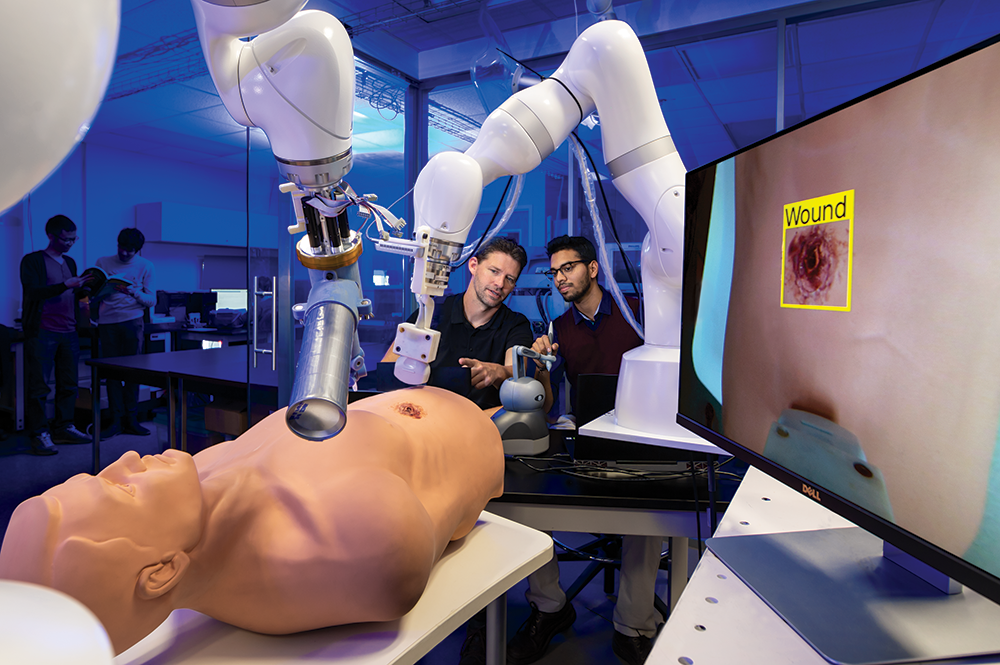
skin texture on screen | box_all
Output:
[722,41,1000,558]
[0,386,504,655]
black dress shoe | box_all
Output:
[101,422,123,438]
[506,601,576,665]
[123,421,151,436]
[611,630,653,665]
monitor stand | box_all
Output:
[707,527,1000,665]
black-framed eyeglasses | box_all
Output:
[57,235,77,244]
[542,260,584,280]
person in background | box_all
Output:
[382,236,533,410]
[518,235,660,665]
[95,227,156,438]
[19,214,93,455]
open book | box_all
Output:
[80,266,135,301]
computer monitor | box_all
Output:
[212,288,248,311]
[678,30,1000,663]
[185,291,216,322]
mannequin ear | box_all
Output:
[135,551,190,600]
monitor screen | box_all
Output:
[212,288,248,311]
[678,31,1000,607]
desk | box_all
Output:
[86,347,269,473]
[649,468,1000,665]
[488,432,736,609]
[114,511,552,665]
[580,411,729,533]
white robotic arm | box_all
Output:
[192,0,395,440]
[390,20,688,438]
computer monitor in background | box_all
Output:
[677,30,1000,663]
[185,292,216,323]
[212,288,248,311]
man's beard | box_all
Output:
[475,282,503,308]
[561,274,591,303]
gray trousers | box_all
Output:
[526,534,663,637]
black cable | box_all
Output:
[688,451,704,558]
[535,289,549,327]
[452,175,513,269]
[513,455,710,482]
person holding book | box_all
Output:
[94,228,156,437]
[19,215,95,454]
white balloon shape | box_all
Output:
[0,1,120,212]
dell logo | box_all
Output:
[802,484,821,502]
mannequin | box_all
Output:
[0,387,504,654]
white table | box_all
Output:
[114,511,552,665]
[650,468,1000,665]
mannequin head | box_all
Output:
[0,449,204,652]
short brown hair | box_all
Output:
[475,237,527,274]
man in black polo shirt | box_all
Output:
[383,237,532,410]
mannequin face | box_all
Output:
[50,449,203,550]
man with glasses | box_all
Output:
[508,234,660,665]
[19,215,94,455]
[94,227,156,438]
[383,236,533,410]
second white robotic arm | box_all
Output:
[390,19,687,384]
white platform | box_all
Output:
[649,468,1000,665]
[114,510,552,665]
[578,410,727,456]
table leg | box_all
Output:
[14,341,24,431]
[669,537,689,609]
[91,366,101,474]
[168,376,177,450]
[485,592,507,665]
[179,377,187,453]
[708,454,718,535]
